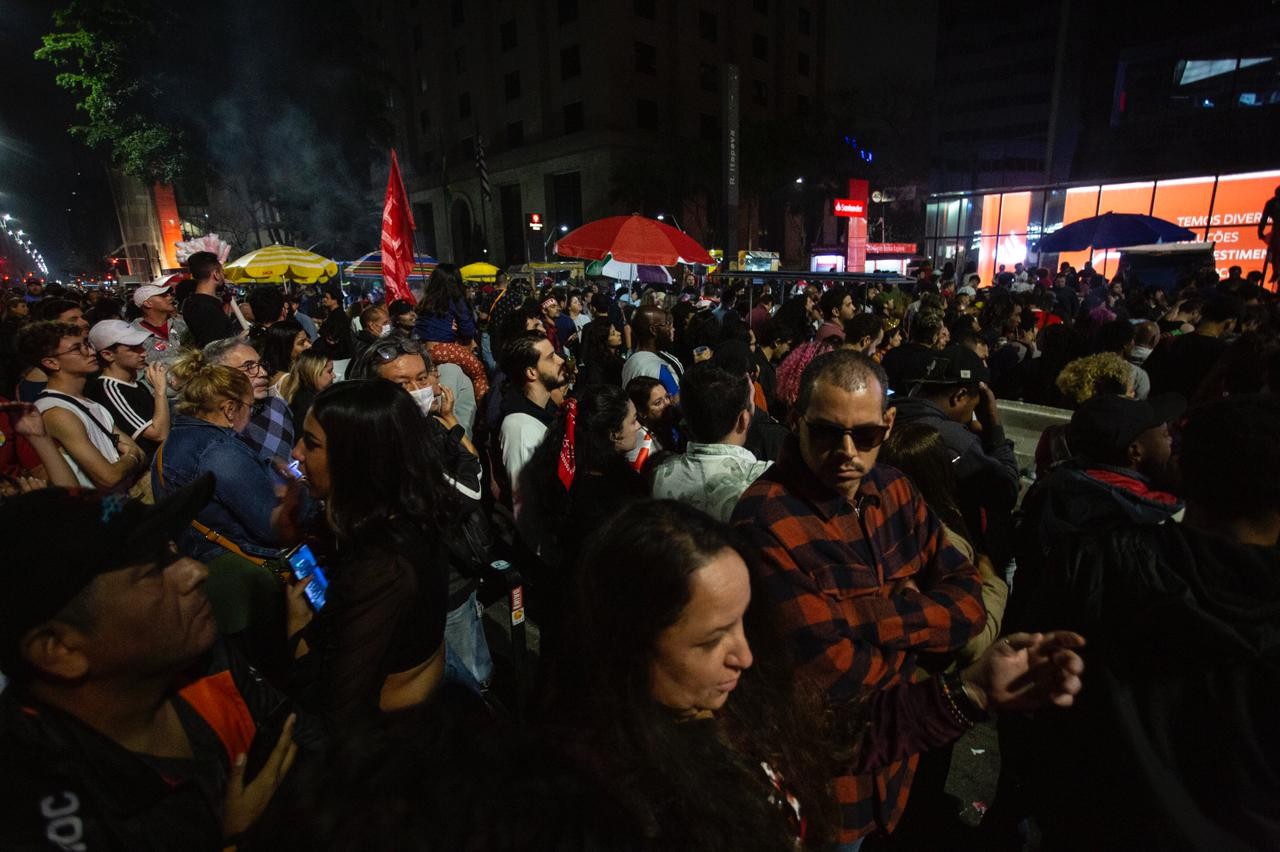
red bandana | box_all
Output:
[557,397,579,490]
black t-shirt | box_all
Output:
[182,293,232,348]
[86,376,159,456]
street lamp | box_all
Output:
[656,212,685,232]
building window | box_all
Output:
[796,94,809,115]
[798,6,811,34]
[561,44,581,79]
[454,48,466,74]
[504,70,521,101]
[450,0,464,26]
[634,0,655,18]
[506,121,524,148]
[751,80,767,106]
[412,24,423,51]
[699,112,720,141]
[635,42,656,74]
[501,20,518,51]
[636,98,659,129]
[458,92,471,118]
[563,101,584,133]
[752,34,768,61]
[797,52,809,76]
[754,0,767,13]
[699,62,718,92]
[699,10,717,42]
[418,109,431,132]
[558,0,578,23]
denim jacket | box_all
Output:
[152,415,282,562]
[414,298,478,343]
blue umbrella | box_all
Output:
[1038,212,1195,253]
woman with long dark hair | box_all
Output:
[520,384,643,623]
[414,263,477,344]
[546,501,1085,850]
[253,319,310,388]
[879,422,1007,663]
[578,316,624,386]
[289,379,455,727]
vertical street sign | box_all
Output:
[723,63,740,263]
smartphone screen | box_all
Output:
[287,544,329,611]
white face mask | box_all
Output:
[377,323,392,338]
[1130,344,1153,363]
[409,385,435,415]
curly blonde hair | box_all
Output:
[1055,352,1132,407]
[170,349,254,416]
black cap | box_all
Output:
[0,474,215,669]
[1069,393,1186,462]
[909,345,991,387]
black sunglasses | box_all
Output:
[802,419,889,452]
[371,338,425,361]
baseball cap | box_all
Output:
[388,299,415,318]
[132,275,178,307]
[1068,393,1186,462]
[0,473,215,670]
[88,319,153,351]
[908,345,991,387]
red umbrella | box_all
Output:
[555,214,714,266]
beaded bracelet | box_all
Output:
[939,671,987,727]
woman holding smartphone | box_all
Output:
[288,379,453,727]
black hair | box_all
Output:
[818,287,848,320]
[1097,319,1135,354]
[625,375,664,419]
[879,422,971,542]
[909,310,944,344]
[32,298,80,323]
[499,331,546,387]
[1201,295,1244,325]
[246,285,285,326]
[308,381,453,546]
[579,317,623,386]
[771,296,814,347]
[1180,394,1280,522]
[187,251,220,282]
[796,349,889,416]
[546,500,840,848]
[16,320,81,368]
[83,298,124,329]
[521,384,636,558]
[681,364,752,443]
[252,319,306,377]
[843,313,883,346]
[417,263,465,315]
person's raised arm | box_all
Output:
[141,363,171,443]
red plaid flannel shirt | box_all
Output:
[731,439,985,842]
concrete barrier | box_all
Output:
[998,399,1072,475]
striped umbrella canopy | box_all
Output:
[224,245,339,284]
[344,250,438,280]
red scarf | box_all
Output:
[557,398,578,489]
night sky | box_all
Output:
[0,0,113,278]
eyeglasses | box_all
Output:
[52,340,94,357]
[371,338,425,362]
[233,359,267,376]
[802,419,889,452]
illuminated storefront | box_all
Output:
[925,168,1280,287]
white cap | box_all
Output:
[88,319,153,352]
[133,275,177,307]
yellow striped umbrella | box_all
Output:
[224,245,339,284]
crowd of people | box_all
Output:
[0,249,1276,851]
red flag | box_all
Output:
[381,150,417,305]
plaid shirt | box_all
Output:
[240,394,295,467]
[731,437,984,842]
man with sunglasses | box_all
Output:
[732,350,985,849]
[130,276,186,371]
[18,321,146,492]
[85,319,169,461]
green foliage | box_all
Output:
[36,0,188,184]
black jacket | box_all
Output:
[1019,523,1280,851]
[0,642,323,851]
